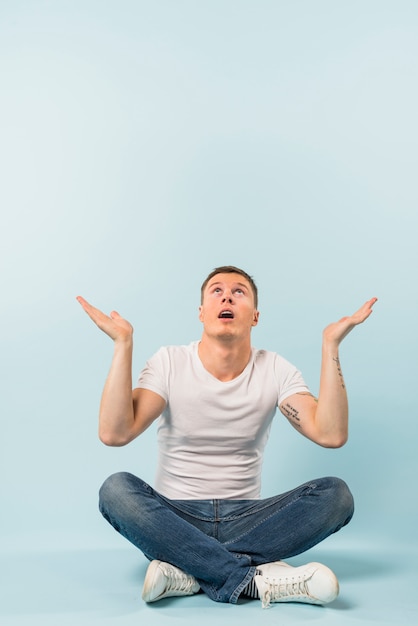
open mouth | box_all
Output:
[218,309,234,319]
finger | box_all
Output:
[364,297,378,312]
[359,297,377,312]
[76,296,98,316]
[76,295,88,308]
[351,297,378,323]
[76,296,110,325]
[76,295,96,316]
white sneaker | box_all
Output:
[255,561,339,609]
[141,560,200,603]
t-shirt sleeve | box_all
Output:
[135,347,169,403]
[274,354,310,406]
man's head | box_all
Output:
[200,266,258,309]
[199,266,259,341]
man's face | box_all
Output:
[199,273,259,340]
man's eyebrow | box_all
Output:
[207,281,249,290]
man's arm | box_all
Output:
[279,297,377,448]
[76,296,166,446]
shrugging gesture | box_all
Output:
[76,295,165,446]
[280,297,378,448]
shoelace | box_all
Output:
[161,564,196,593]
[261,575,311,609]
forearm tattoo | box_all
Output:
[281,403,302,428]
[333,356,346,389]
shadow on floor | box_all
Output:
[1,542,406,619]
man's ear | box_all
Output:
[252,310,260,327]
[198,305,204,322]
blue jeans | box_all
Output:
[99,472,354,604]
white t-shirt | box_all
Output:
[136,341,309,500]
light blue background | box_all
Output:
[1,1,417,624]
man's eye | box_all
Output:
[235,289,244,295]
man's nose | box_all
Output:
[222,294,233,303]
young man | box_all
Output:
[77,266,377,609]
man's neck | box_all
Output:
[198,335,252,382]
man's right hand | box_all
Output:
[76,296,133,342]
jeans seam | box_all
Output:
[222,484,316,546]
[229,565,257,604]
[222,483,319,521]
[160,497,215,522]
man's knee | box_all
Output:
[99,471,134,515]
[327,476,354,528]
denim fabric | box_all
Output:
[99,472,354,604]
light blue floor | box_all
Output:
[1,533,417,626]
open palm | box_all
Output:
[323,297,378,345]
[76,296,133,342]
